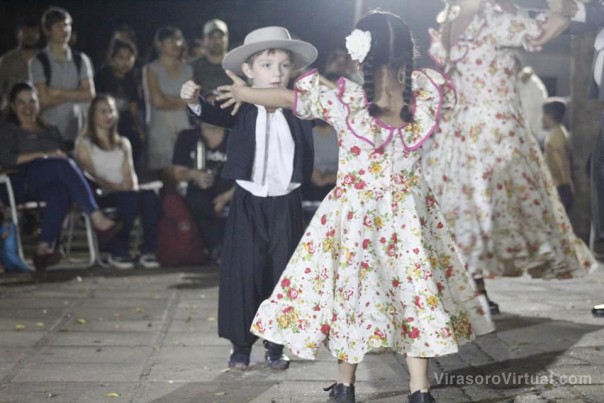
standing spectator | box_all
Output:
[171,121,233,262]
[143,26,192,183]
[0,82,119,272]
[75,95,160,269]
[29,7,95,150]
[0,17,41,109]
[517,63,549,146]
[191,19,230,102]
[542,99,574,212]
[95,39,145,176]
[302,118,338,202]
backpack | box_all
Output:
[156,193,207,266]
[36,50,83,86]
[0,222,32,272]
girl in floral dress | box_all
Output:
[423,0,597,309]
[217,10,494,403]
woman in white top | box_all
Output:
[75,94,160,269]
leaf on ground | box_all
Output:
[134,307,145,313]
[76,318,87,324]
[105,392,121,397]
[14,324,26,331]
[214,392,226,396]
[36,322,44,327]
[207,317,216,322]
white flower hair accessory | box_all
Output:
[345,29,372,63]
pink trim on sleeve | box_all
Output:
[292,68,319,118]
[399,69,444,151]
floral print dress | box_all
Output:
[250,69,494,364]
[423,1,597,279]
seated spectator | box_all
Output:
[302,118,338,202]
[542,99,574,212]
[0,82,120,272]
[171,121,233,262]
[75,95,160,269]
[95,38,145,176]
[324,48,361,83]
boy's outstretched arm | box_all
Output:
[217,70,295,115]
[180,80,202,110]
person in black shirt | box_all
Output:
[94,39,145,176]
[171,121,233,261]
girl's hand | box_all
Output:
[180,80,201,105]
[216,70,247,116]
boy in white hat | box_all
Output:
[181,26,317,371]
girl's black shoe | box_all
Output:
[324,383,355,403]
[408,390,435,403]
[263,340,290,370]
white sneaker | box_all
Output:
[108,255,135,270]
[139,253,160,269]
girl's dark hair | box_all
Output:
[3,81,47,128]
[355,10,416,123]
[85,94,121,150]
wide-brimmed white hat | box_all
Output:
[222,26,317,75]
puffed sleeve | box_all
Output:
[488,2,546,51]
[428,27,447,67]
[401,69,457,150]
[293,69,342,125]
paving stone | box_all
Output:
[0,381,138,402]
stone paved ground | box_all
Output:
[0,263,603,403]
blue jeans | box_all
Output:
[98,190,159,258]
[4,158,99,245]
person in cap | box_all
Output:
[180,26,317,371]
[190,19,231,103]
[210,10,496,403]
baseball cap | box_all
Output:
[203,19,228,37]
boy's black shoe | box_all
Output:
[227,345,251,370]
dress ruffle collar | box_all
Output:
[336,68,454,151]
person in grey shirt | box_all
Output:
[0,17,40,109]
[29,7,94,150]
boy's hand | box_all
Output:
[216,70,247,116]
[180,80,201,106]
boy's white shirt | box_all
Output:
[188,103,299,196]
[237,105,299,197]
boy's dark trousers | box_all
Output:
[218,185,304,349]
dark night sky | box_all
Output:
[0,0,552,70]
[0,0,445,70]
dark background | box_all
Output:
[0,0,451,70]
[0,0,556,72]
